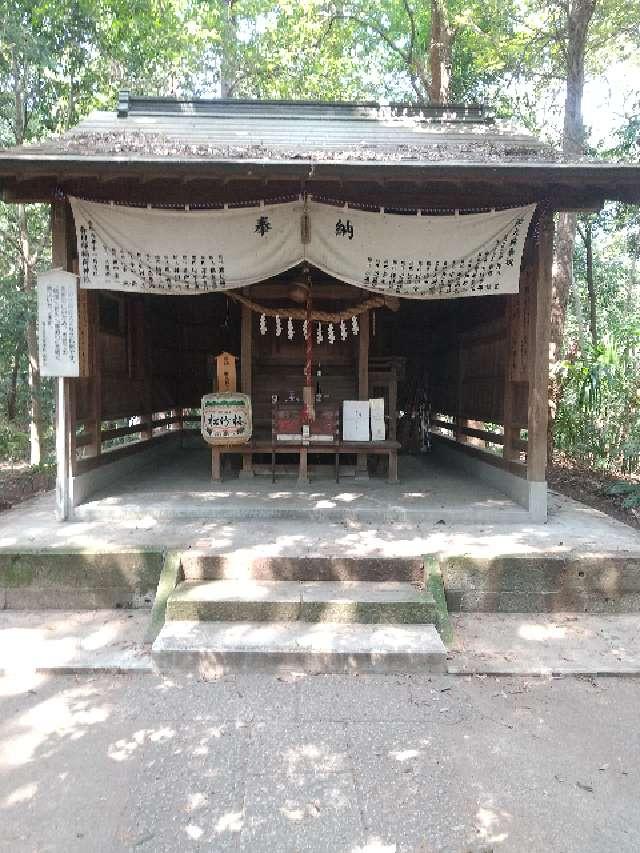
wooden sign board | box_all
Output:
[37,269,80,377]
[370,398,386,441]
[216,351,237,392]
[201,393,252,445]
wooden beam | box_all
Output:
[248,281,364,300]
[527,212,554,483]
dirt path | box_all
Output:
[1,671,639,852]
[548,461,640,530]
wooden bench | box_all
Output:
[211,439,400,483]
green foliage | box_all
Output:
[555,189,640,475]
[555,336,640,474]
[0,416,29,462]
[606,482,640,509]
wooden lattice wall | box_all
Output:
[427,229,539,472]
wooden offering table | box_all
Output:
[211,401,399,483]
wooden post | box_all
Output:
[357,309,370,478]
[91,292,102,458]
[503,294,520,462]
[299,446,309,484]
[527,211,554,519]
[388,375,397,442]
[211,447,222,482]
[240,298,253,478]
[454,320,464,444]
[52,200,73,520]
[143,298,154,441]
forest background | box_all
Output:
[1,0,639,514]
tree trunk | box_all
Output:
[17,203,46,466]
[6,341,22,422]
[548,0,597,450]
[220,0,237,98]
[26,317,44,465]
[572,275,589,354]
[627,254,637,316]
[12,48,49,465]
[428,0,452,103]
[584,219,597,347]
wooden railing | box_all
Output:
[430,412,528,477]
[74,409,184,473]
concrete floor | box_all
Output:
[73,450,530,524]
[1,477,638,559]
[1,670,639,852]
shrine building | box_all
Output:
[2,94,640,526]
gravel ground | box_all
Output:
[1,671,638,852]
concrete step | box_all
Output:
[151,620,447,675]
[180,553,424,583]
[74,500,529,525]
[166,580,437,623]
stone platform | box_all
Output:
[72,449,530,525]
[1,452,639,619]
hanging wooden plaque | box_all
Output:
[215,351,237,392]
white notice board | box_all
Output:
[343,400,370,442]
[37,269,80,377]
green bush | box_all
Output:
[0,417,29,464]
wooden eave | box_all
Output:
[1,153,639,208]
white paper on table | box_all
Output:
[370,398,386,441]
[342,400,370,442]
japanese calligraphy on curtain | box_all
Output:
[70,197,535,301]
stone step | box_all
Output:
[180,553,424,583]
[166,580,437,624]
[151,620,447,676]
[74,501,529,525]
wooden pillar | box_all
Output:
[357,310,370,478]
[527,211,554,519]
[503,294,520,462]
[52,200,73,520]
[388,371,397,442]
[130,297,153,442]
[91,292,102,458]
[454,320,464,444]
[211,447,222,481]
[298,446,308,484]
[240,298,253,478]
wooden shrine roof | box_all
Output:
[6,95,553,163]
[1,94,639,207]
